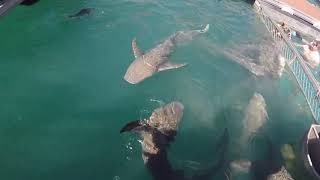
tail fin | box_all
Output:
[199,24,210,33]
[171,24,210,44]
[120,120,144,133]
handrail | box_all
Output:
[255,1,320,123]
[258,7,319,89]
[279,24,319,91]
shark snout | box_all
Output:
[172,101,184,111]
[124,72,139,84]
[230,160,252,173]
[124,59,156,84]
[123,67,144,84]
[169,101,184,117]
[124,71,148,84]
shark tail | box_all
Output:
[199,24,210,33]
[170,24,210,44]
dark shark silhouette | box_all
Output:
[230,135,282,180]
[68,8,94,18]
[121,101,229,180]
[250,137,282,180]
[20,0,39,5]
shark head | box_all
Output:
[147,101,184,136]
[124,56,157,84]
[230,160,252,174]
[242,92,268,144]
[120,101,184,140]
[120,101,184,165]
[120,101,184,137]
[252,93,266,107]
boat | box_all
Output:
[302,124,320,179]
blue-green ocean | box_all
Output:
[0,0,315,179]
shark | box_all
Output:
[229,136,284,180]
[68,8,94,18]
[121,101,229,180]
[124,24,210,84]
[241,93,269,144]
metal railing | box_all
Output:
[254,2,320,123]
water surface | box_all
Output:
[0,0,313,179]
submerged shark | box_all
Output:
[229,136,283,180]
[121,102,185,165]
[121,101,229,180]
[207,37,285,78]
[20,0,40,5]
[241,93,269,143]
[68,8,94,18]
[124,24,210,84]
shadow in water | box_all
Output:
[151,128,229,180]
[125,127,230,180]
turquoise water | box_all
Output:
[0,0,314,179]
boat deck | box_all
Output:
[254,0,320,38]
[280,0,320,21]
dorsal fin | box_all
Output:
[132,38,144,58]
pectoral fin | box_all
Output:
[132,38,144,58]
[158,61,187,72]
[120,120,155,134]
[120,120,144,133]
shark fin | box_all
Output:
[199,24,210,33]
[193,24,210,34]
[158,61,187,72]
[120,120,144,133]
[132,38,144,58]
